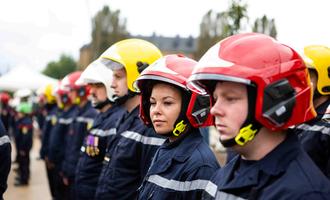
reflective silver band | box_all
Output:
[121,131,165,146]
[295,124,330,136]
[76,117,94,124]
[90,128,116,137]
[147,174,209,192]
[0,135,10,146]
[59,118,73,124]
[215,191,247,200]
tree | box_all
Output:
[91,6,128,60]
[194,0,248,59]
[252,15,277,38]
[195,0,277,59]
[226,0,249,35]
[42,54,77,79]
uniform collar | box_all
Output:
[147,129,203,174]
[219,132,300,190]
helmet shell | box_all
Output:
[100,38,162,92]
[188,33,316,130]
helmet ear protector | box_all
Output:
[187,93,213,128]
[61,93,69,104]
[77,87,86,97]
[262,79,296,126]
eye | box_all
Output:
[164,101,173,106]
[226,96,239,102]
[149,100,156,106]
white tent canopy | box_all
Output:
[0,66,58,92]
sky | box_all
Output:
[0,0,330,73]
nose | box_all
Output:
[210,98,224,117]
[150,103,161,118]
[110,79,116,89]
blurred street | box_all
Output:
[4,135,51,200]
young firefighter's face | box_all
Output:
[89,83,107,105]
[211,81,248,143]
[111,68,128,97]
[149,83,182,135]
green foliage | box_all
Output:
[42,54,77,79]
[252,15,277,38]
[91,6,129,60]
[195,0,277,59]
[195,0,248,59]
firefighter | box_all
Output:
[39,82,59,199]
[95,39,165,200]
[60,71,98,199]
[135,54,220,199]
[47,81,77,200]
[0,119,11,199]
[187,33,330,199]
[14,102,33,186]
[74,60,125,200]
[294,45,330,179]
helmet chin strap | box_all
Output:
[114,90,137,106]
[93,99,111,110]
[219,85,262,148]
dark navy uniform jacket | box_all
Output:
[16,116,33,152]
[202,133,330,200]
[48,106,77,168]
[95,106,165,200]
[294,99,330,179]
[137,129,220,200]
[40,104,58,159]
[62,102,97,179]
[75,105,125,200]
[0,120,11,200]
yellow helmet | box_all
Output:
[100,38,162,92]
[43,83,57,104]
[304,45,330,95]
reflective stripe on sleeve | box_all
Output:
[90,128,116,137]
[215,191,247,200]
[147,174,209,192]
[204,181,218,197]
[121,131,165,146]
[76,116,94,124]
[58,118,73,124]
[295,124,330,136]
[0,135,10,146]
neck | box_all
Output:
[233,127,287,160]
[78,99,88,108]
[124,95,140,113]
[313,95,329,109]
[63,104,72,111]
[100,103,112,113]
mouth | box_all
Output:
[152,119,166,125]
[215,123,226,132]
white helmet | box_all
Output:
[14,88,32,99]
[76,59,115,102]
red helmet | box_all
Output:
[135,54,213,132]
[188,33,316,131]
[0,92,10,105]
[55,80,71,108]
[62,71,90,101]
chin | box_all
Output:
[154,129,171,135]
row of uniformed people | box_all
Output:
[37,38,220,200]
[39,72,97,200]
[75,36,330,200]
[39,35,330,200]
